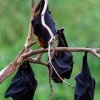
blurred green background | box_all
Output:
[0,0,100,100]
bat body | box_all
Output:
[32,0,57,48]
[74,52,95,100]
[48,29,73,83]
[5,62,37,100]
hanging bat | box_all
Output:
[32,0,57,48]
[48,29,73,83]
[5,62,37,100]
[74,52,95,100]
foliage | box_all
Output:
[0,0,100,100]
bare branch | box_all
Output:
[49,67,54,100]
[90,49,100,58]
[27,41,37,48]
[21,47,100,59]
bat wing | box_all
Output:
[5,62,37,100]
[52,52,73,78]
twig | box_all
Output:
[27,41,37,48]
[41,0,55,41]
[48,43,54,100]
[49,64,54,100]
[24,0,35,47]
[50,62,75,87]
[25,57,48,66]
[35,48,44,61]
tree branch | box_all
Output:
[21,47,100,59]
[1,47,99,83]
